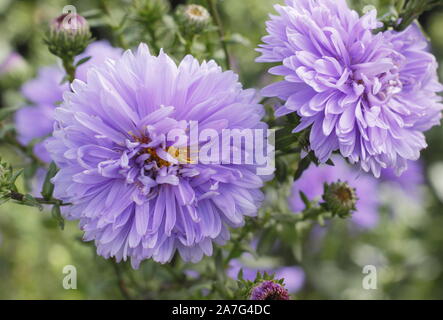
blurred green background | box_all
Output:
[1,0,443,299]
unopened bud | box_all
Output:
[133,0,170,24]
[323,180,357,218]
[176,4,211,36]
[45,13,92,59]
[0,160,12,197]
[250,280,290,300]
[51,13,89,35]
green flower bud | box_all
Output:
[0,159,16,201]
[45,13,92,59]
[133,0,170,24]
[176,4,211,36]
[322,180,357,218]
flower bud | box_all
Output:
[133,0,170,24]
[176,4,211,36]
[250,280,290,300]
[322,180,357,218]
[45,13,92,59]
[51,13,89,35]
[0,160,13,199]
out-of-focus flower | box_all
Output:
[250,280,289,300]
[0,52,27,77]
[228,258,305,293]
[257,0,443,177]
[46,44,266,268]
[14,41,122,163]
[290,157,379,229]
[380,160,424,198]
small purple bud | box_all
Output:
[250,280,290,300]
[51,13,89,35]
[45,13,92,59]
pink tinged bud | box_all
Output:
[250,280,290,300]
[51,13,89,35]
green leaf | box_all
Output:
[41,162,58,200]
[237,268,244,281]
[21,194,43,210]
[275,157,289,183]
[8,168,23,185]
[51,205,65,230]
[75,56,92,67]
[299,191,310,209]
[293,155,312,181]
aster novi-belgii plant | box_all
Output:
[46,44,266,268]
[257,0,443,177]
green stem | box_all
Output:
[111,262,133,300]
[146,25,160,55]
[184,35,194,55]
[224,227,249,266]
[62,57,76,83]
[8,191,69,206]
[207,0,231,69]
[395,0,441,31]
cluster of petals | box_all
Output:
[258,0,443,177]
[47,44,266,267]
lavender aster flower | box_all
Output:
[14,41,122,162]
[258,0,443,177]
[380,160,424,198]
[290,157,379,228]
[250,280,290,300]
[46,44,265,268]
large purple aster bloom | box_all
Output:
[290,157,379,228]
[257,0,443,177]
[14,41,122,162]
[46,44,266,267]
